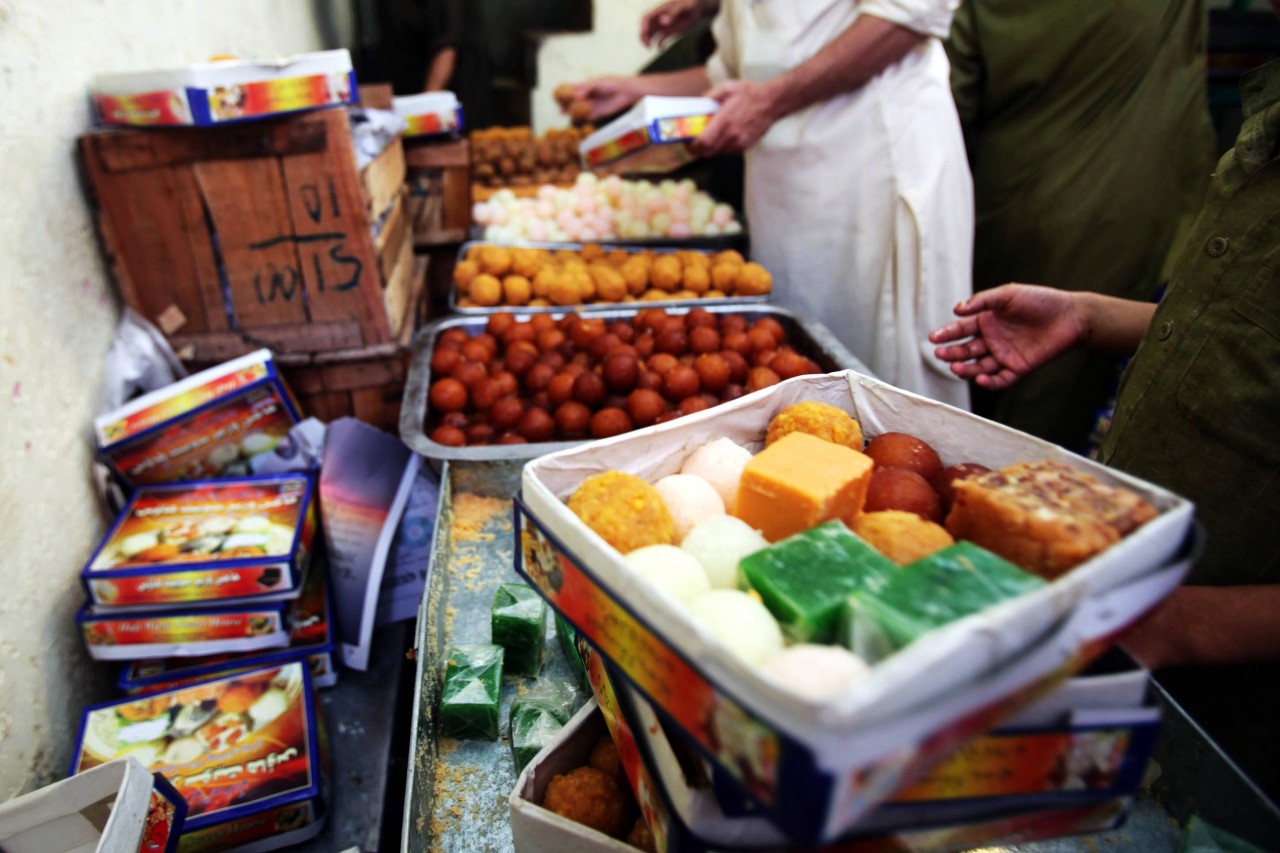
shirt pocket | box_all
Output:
[1175,257,1280,467]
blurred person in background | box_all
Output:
[945,0,1216,452]
[929,42,1280,793]
[569,0,974,409]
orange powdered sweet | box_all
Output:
[568,471,674,553]
[765,401,863,449]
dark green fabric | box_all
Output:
[1100,59,1280,588]
[948,0,1217,450]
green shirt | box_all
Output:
[1100,59,1280,586]
[948,1,1217,448]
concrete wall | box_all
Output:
[531,0,664,134]
[0,0,337,799]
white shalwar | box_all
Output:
[708,0,973,409]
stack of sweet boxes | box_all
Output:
[69,351,335,852]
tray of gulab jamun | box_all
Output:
[449,242,770,313]
[400,304,869,462]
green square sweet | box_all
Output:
[740,521,896,643]
[440,644,504,739]
[843,541,1047,660]
[492,583,547,677]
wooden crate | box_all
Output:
[404,137,471,247]
[275,339,416,434]
[79,107,421,364]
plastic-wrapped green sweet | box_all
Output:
[739,521,896,643]
[440,644,504,739]
[555,612,590,692]
[509,681,580,774]
[843,541,1046,662]
[492,583,547,676]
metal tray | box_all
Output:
[449,240,766,315]
[400,460,587,852]
[399,303,869,464]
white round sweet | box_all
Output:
[758,644,873,702]
[654,474,725,543]
[680,516,768,589]
[687,589,783,666]
[680,437,752,513]
[623,544,711,605]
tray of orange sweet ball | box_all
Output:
[399,304,869,463]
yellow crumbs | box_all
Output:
[451,493,511,542]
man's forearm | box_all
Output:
[637,65,713,97]
[425,47,457,91]
[1074,292,1157,356]
[763,15,925,119]
[1122,585,1280,670]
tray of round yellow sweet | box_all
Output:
[450,241,770,313]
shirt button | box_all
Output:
[1206,236,1229,257]
[1158,321,1174,340]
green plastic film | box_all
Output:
[440,643,504,739]
[492,583,547,677]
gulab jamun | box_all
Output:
[490,397,525,430]
[864,468,943,523]
[554,401,592,436]
[429,377,467,412]
[746,366,780,392]
[590,407,633,439]
[864,432,943,482]
[571,371,607,408]
[626,389,666,427]
[431,425,466,447]
[601,352,639,393]
[693,353,730,393]
[663,365,701,401]
[518,408,555,443]
[931,463,992,513]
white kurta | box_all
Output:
[708,0,973,409]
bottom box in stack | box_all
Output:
[72,661,328,853]
[117,558,338,696]
[511,627,1161,853]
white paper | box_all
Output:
[319,418,414,671]
[375,458,440,627]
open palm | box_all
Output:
[929,285,1086,390]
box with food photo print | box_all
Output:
[94,350,303,490]
[72,662,328,853]
[82,474,316,610]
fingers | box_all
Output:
[690,112,727,156]
[927,317,978,344]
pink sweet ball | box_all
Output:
[668,222,692,239]
[758,645,872,701]
[538,185,558,201]
[679,437,752,513]
[654,474,725,543]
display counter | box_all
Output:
[401,459,1280,851]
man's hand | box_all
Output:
[928,284,1087,390]
[562,77,645,123]
[691,79,782,156]
[641,0,706,48]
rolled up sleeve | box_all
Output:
[857,0,960,40]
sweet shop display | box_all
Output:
[470,126,589,195]
[417,307,825,452]
[472,173,742,243]
[453,243,771,310]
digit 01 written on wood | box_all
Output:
[79,107,427,431]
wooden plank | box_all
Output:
[361,139,406,221]
[280,365,327,396]
[84,161,214,333]
[441,166,472,231]
[403,138,469,169]
[193,158,308,328]
[85,113,329,173]
[383,237,417,340]
[402,255,430,345]
[358,83,394,110]
[298,390,356,423]
[414,227,468,248]
[170,167,229,331]
[350,384,405,432]
[317,356,405,394]
[168,320,364,363]
[279,109,391,346]
[375,192,409,281]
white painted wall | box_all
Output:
[531,0,666,135]
[0,0,336,799]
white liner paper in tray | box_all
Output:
[519,369,1194,840]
